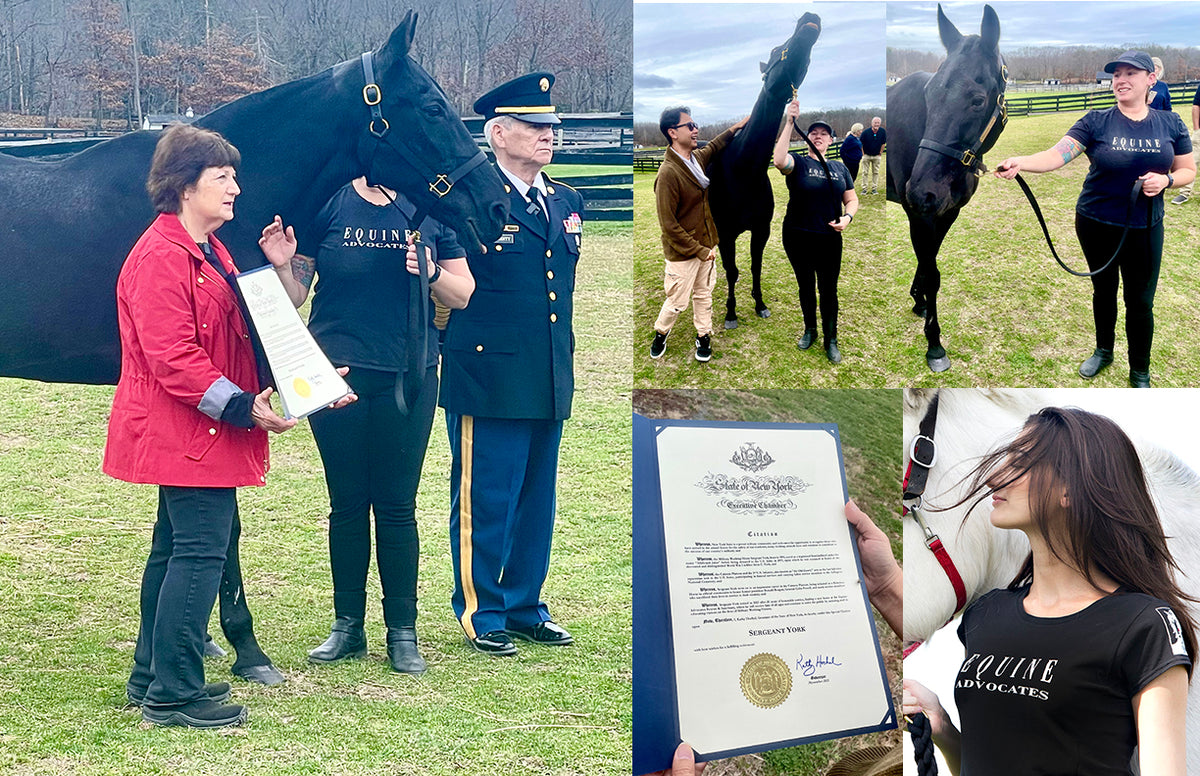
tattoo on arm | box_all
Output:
[290,255,315,289]
[1054,137,1084,165]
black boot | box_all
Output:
[308,617,367,664]
[796,328,817,350]
[386,627,428,675]
[1078,347,1113,379]
[823,322,842,364]
[1129,369,1151,388]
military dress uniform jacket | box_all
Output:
[439,167,584,421]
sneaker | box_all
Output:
[142,699,248,729]
[694,334,712,362]
[650,330,668,359]
[128,681,231,707]
[1171,193,1189,205]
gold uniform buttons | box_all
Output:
[201,323,208,329]
[550,313,558,323]
[208,428,217,436]
[545,250,552,258]
[476,345,484,352]
[549,292,557,301]
[495,245,503,252]
[546,270,554,279]
[547,186,556,194]
[197,276,205,283]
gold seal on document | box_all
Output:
[739,653,792,709]
[292,377,312,398]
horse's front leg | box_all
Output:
[909,212,957,372]
[909,266,927,318]
[720,236,740,329]
[749,224,771,319]
[220,507,285,685]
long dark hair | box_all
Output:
[954,406,1197,670]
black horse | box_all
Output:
[0,12,508,683]
[708,13,821,329]
[886,4,1006,372]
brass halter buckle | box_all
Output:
[429,174,453,197]
[363,83,382,106]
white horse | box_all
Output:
[902,388,1200,774]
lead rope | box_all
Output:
[908,712,938,776]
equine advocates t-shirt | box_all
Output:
[307,183,464,371]
[783,153,854,233]
[955,586,1191,776]
[1066,106,1191,228]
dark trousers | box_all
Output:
[844,158,861,183]
[308,365,437,627]
[783,228,843,332]
[446,414,563,638]
[1076,213,1163,372]
[129,486,235,707]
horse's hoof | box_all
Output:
[203,638,228,659]
[232,664,286,686]
[926,354,952,373]
[756,307,771,319]
[724,319,738,330]
[911,304,926,318]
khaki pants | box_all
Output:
[861,154,882,191]
[654,256,716,337]
[1178,128,1200,198]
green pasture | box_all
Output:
[633,159,892,389]
[635,105,1199,388]
[632,389,901,776]
[0,227,632,775]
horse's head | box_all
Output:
[354,11,508,251]
[902,389,1035,644]
[760,13,821,100]
[905,4,1006,219]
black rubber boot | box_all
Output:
[796,328,817,350]
[1078,347,1113,379]
[308,617,367,664]
[823,322,842,364]
[1129,369,1151,388]
[386,627,428,675]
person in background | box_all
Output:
[1170,79,1200,205]
[860,116,886,195]
[1149,56,1172,111]
[841,122,864,182]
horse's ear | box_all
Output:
[375,10,417,74]
[980,5,1000,51]
[760,61,768,74]
[936,4,963,52]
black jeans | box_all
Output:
[1076,213,1164,372]
[129,486,235,707]
[844,158,861,183]
[308,365,437,627]
[783,228,843,332]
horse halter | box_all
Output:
[903,392,968,644]
[917,62,1009,174]
[359,51,489,237]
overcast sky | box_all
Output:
[888,1,1200,53]
[634,2,886,125]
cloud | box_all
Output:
[635,73,676,89]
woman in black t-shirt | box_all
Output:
[772,99,859,364]
[995,50,1196,388]
[260,177,475,675]
[902,407,1195,776]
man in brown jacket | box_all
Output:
[650,107,747,362]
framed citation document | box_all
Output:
[235,265,352,419]
[633,414,896,774]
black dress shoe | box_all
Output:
[796,328,817,350]
[1078,347,1113,379]
[467,630,518,656]
[308,616,367,664]
[142,699,248,728]
[1129,369,1151,388]
[386,627,428,674]
[127,681,231,707]
[506,620,574,646]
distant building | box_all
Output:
[141,109,195,130]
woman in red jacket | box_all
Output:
[103,124,299,728]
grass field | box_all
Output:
[635,105,1199,388]
[632,389,901,776]
[0,227,632,775]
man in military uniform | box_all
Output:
[439,72,584,656]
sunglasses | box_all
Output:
[672,121,699,131]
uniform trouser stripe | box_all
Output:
[458,415,478,639]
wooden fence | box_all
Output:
[1005,80,1199,116]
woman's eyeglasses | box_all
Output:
[672,121,700,131]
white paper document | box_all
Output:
[655,424,893,756]
[235,265,351,419]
